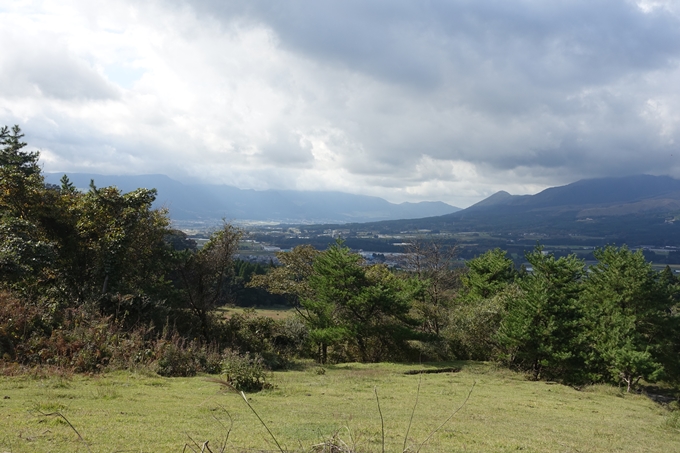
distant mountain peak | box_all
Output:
[468,190,519,209]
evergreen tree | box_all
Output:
[305,242,416,362]
[581,246,678,391]
[447,248,517,360]
[499,246,585,381]
[462,248,516,300]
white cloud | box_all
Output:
[1,0,680,208]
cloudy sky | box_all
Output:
[1,0,679,207]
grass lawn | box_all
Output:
[0,362,677,452]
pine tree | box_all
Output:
[499,246,585,381]
[581,246,677,391]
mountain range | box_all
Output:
[44,173,459,224]
[324,175,680,246]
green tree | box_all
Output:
[499,246,585,381]
[446,249,517,360]
[0,217,55,290]
[248,244,319,307]
[254,242,418,363]
[42,180,174,317]
[581,246,678,391]
[305,242,416,363]
[461,248,516,300]
[0,126,60,299]
[0,125,179,328]
[175,224,242,340]
[0,125,43,220]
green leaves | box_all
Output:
[0,216,55,285]
[253,241,418,363]
[462,248,516,300]
[581,246,676,390]
[498,246,585,381]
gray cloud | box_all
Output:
[2,0,680,207]
[172,0,680,183]
[186,0,680,88]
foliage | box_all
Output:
[0,217,55,288]
[220,309,308,369]
[461,248,517,300]
[248,244,319,305]
[220,349,269,392]
[581,246,679,391]
[0,291,49,361]
[153,335,222,377]
[445,249,518,360]
[405,240,460,337]
[304,242,419,363]
[229,259,286,307]
[447,283,519,360]
[0,125,43,220]
[499,246,586,381]
[174,224,242,339]
[0,126,252,373]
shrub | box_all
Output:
[197,345,223,375]
[154,336,199,377]
[220,349,269,392]
[0,291,50,361]
[218,310,308,369]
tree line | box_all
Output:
[1,125,679,392]
[249,240,680,390]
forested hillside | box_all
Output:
[1,126,679,393]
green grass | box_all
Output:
[0,362,677,452]
[218,305,295,320]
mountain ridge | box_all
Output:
[44,172,460,223]
[315,174,680,246]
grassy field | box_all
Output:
[0,362,678,452]
[217,305,294,320]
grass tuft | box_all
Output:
[662,410,680,431]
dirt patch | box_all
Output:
[404,367,461,375]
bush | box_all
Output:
[220,349,269,392]
[155,336,199,377]
[218,310,308,369]
[153,334,225,377]
[0,291,50,361]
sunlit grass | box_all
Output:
[217,305,295,320]
[0,362,677,452]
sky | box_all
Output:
[1,0,679,208]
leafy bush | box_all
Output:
[220,349,269,392]
[219,310,308,369]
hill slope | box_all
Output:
[336,175,680,245]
